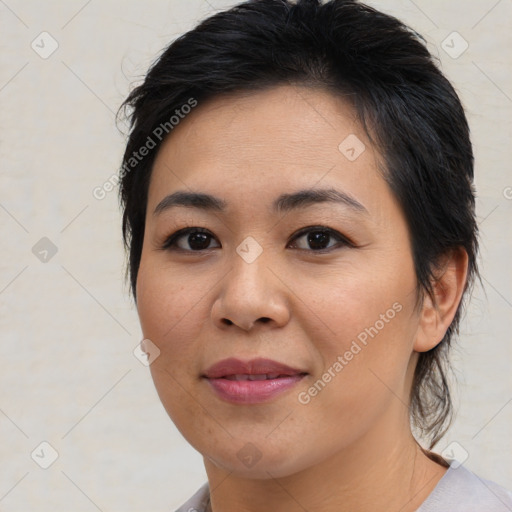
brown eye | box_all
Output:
[289,226,351,252]
[162,228,220,251]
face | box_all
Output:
[136,85,422,479]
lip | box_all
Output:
[203,357,306,379]
[202,357,308,404]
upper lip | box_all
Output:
[203,357,307,379]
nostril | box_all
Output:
[220,317,270,327]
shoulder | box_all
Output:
[418,463,512,512]
[171,468,512,512]
[173,482,210,512]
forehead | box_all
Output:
[158,85,360,160]
[147,84,391,217]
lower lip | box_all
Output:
[205,375,306,404]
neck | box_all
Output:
[203,412,448,512]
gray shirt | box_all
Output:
[174,462,512,511]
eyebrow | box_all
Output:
[153,188,368,216]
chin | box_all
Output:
[201,437,314,480]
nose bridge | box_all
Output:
[230,244,269,300]
[212,239,290,331]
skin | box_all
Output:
[136,84,468,512]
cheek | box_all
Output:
[135,261,211,384]
[136,262,210,430]
[306,254,415,347]
[137,260,202,339]
[293,306,416,457]
[302,255,418,407]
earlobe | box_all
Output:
[414,248,469,353]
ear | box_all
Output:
[414,248,469,353]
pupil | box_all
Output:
[189,232,209,250]
[308,231,329,250]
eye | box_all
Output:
[162,227,220,252]
[161,225,352,253]
[288,225,352,252]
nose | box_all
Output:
[211,250,291,332]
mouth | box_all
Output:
[202,358,308,404]
[222,373,301,380]
[203,357,306,378]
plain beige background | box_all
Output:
[0,0,511,510]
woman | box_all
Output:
[118,0,512,510]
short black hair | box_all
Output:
[118,0,480,449]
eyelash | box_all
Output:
[160,225,354,254]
